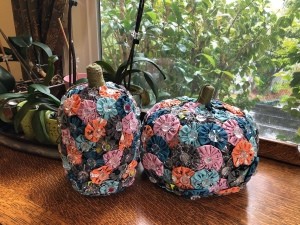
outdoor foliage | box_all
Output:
[101,0,299,108]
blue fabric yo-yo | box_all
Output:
[140,85,259,199]
[57,63,141,196]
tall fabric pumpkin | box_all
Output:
[57,64,141,196]
[140,85,259,199]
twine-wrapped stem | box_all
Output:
[197,84,215,104]
[86,63,105,88]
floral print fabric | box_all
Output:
[58,82,141,196]
[197,145,223,171]
[141,97,259,199]
[153,114,180,142]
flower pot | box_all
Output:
[140,92,259,199]
[63,73,87,89]
[44,110,59,145]
[17,100,36,140]
[16,102,57,145]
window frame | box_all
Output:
[95,0,300,166]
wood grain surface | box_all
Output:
[0,146,300,225]
[259,138,300,166]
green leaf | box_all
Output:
[28,84,60,106]
[95,60,116,80]
[277,16,293,28]
[37,92,60,106]
[176,43,187,53]
[291,72,300,88]
[199,53,216,68]
[31,110,51,144]
[115,63,128,84]
[146,11,157,22]
[221,37,230,44]
[13,100,37,133]
[114,57,166,86]
[28,84,50,95]
[162,45,171,52]
[297,128,300,136]
[37,103,59,112]
[8,36,32,48]
[174,66,185,75]
[14,96,59,134]
[214,69,222,74]
[75,78,88,85]
[0,93,27,100]
[132,57,166,79]
[103,72,114,82]
[222,70,235,79]
[143,70,158,101]
[43,55,59,86]
[117,68,159,100]
[0,65,16,93]
[184,76,193,83]
[202,0,212,8]
[158,91,172,101]
[32,41,53,57]
[171,3,183,25]
[0,82,7,94]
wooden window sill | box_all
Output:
[0,145,300,224]
[259,137,300,166]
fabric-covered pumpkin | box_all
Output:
[140,86,259,199]
[57,64,141,196]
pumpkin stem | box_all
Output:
[86,63,105,88]
[197,84,215,104]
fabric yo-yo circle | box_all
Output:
[140,97,259,199]
[58,82,141,196]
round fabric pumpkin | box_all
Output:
[57,64,141,196]
[140,94,259,199]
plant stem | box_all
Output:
[226,2,253,37]
[119,0,128,62]
[0,38,11,73]
[0,28,37,83]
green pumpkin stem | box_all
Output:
[197,84,215,104]
[86,63,105,88]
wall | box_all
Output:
[0,0,22,81]
[68,0,100,75]
[0,0,99,81]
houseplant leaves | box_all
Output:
[0,65,16,94]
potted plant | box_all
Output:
[95,56,166,107]
[0,30,64,147]
[0,68,61,146]
[0,28,65,97]
[0,61,15,94]
[94,0,166,107]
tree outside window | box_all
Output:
[99,0,300,144]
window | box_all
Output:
[98,0,300,145]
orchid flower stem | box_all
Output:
[125,0,144,91]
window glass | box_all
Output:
[99,0,300,144]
